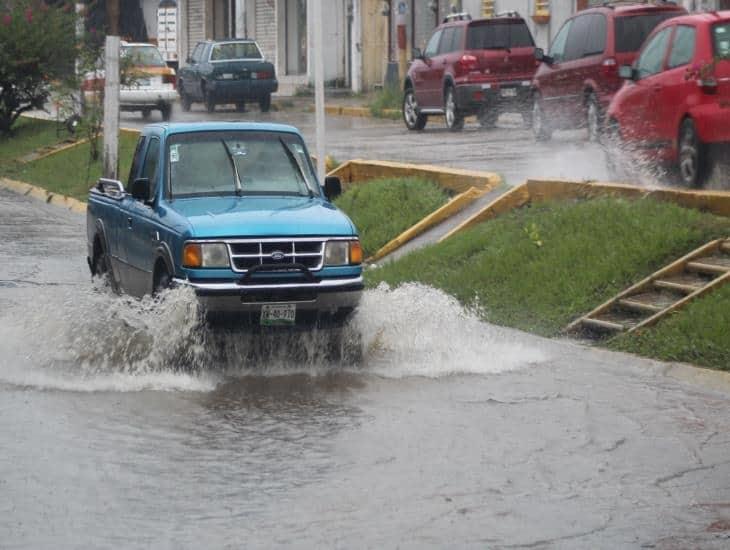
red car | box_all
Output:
[403,12,536,132]
[532,2,686,141]
[607,11,730,187]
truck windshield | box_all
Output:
[167,131,319,198]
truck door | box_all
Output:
[110,135,146,290]
[123,136,163,297]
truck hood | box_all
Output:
[168,195,356,238]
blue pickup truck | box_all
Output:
[87,122,363,327]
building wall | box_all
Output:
[188,0,207,52]
[254,0,277,62]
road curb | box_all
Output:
[0,177,87,214]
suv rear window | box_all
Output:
[615,12,681,53]
[713,23,730,57]
[466,21,534,50]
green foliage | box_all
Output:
[366,198,730,337]
[369,85,402,119]
[609,285,730,371]
[0,1,77,134]
[334,177,450,258]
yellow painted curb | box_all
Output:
[368,186,485,262]
[440,183,530,241]
[0,177,87,214]
[442,179,730,241]
[28,138,90,163]
[329,159,501,194]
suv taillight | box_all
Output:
[163,74,176,89]
[457,54,479,75]
[601,57,617,79]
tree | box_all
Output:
[0,1,77,134]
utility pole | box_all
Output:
[103,35,120,179]
[107,0,120,35]
[311,0,326,182]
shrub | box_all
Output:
[0,1,77,134]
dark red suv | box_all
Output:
[531,1,686,141]
[607,11,730,187]
[403,12,537,132]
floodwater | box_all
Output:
[2,188,730,549]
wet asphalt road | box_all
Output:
[2,175,730,547]
[118,102,611,187]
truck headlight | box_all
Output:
[182,242,230,268]
[324,239,362,266]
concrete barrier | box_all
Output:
[329,159,502,195]
[442,179,730,241]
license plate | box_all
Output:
[221,73,234,79]
[500,87,517,98]
[260,304,296,326]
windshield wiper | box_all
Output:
[220,139,243,196]
[279,137,314,198]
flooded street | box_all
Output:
[2,186,730,549]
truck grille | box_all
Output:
[227,238,325,273]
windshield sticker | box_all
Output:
[231,143,248,157]
[170,144,179,163]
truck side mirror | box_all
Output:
[97,178,125,198]
[323,176,342,201]
[131,177,152,202]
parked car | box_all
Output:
[606,11,730,187]
[531,1,686,141]
[403,11,537,132]
[177,40,278,113]
[83,42,177,121]
[87,122,363,327]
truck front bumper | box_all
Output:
[172,275,363,325]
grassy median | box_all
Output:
[334,177,450,258]
[0,117,138,201]
[366,197,730,369]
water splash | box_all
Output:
[351,282,548,378]
[0,281,548,392]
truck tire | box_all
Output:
[444,86,464,132]
[160,103,172,121]
[403,88,427,131]
[259,93,271,113]
[204,89,216,113]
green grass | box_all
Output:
[366,197,730,338]
[0,117,72,166]
[0,116,139,201]
[369,85,402,119]
[609,286,730,371]
[334,177,450,258]
[9,131,138,201]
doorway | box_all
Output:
[285,0,307,75]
